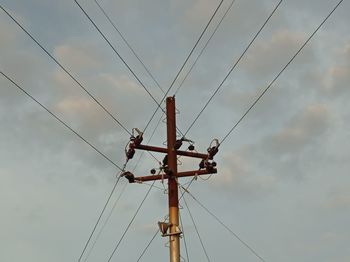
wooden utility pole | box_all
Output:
[166,96,180,262]
[123,96,219,262]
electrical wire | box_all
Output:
[0,69,130,262]
[182,186,266,262]
[183,0,283,137]
[0,71,124,171]
[82,181,128,262]
[81,113,163,262]
[0,4,131,136]
[73,0,162,111]
[135,178,196,261]
[174,0,237,96]
[136,229,158,262]
[93,0,165,94]
[220,0,344,145]
[131,112,163,173]
[78,174,124,262]
[142,0,225,133]
[181,189,211,262]
[179,205,190,262]
[77,158,128,262]
[107,180,156,262]
[73,0,188,139]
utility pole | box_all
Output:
[166,96,180,262]
[123,97,219,262]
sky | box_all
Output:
[0,0,350,261]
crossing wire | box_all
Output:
[73,0,186,137]
[174,0,237,96]
[183,0,283,137]
[181,189,211,262]
[136,229,158,262]
[182,186,266,262]
[0,71,123,171]
[179,207,190,262]
[82,112,163,262]
[107,180,156,262]
[0,4,131,136]
[142,0,225,133]
[135,178,196,261]
[93,0,165,94]
[82,181,128,262]
[78,172,124,262]
[220,0,344,145]
[73,0,163,112]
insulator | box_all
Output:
[131,128,143,146]
[122,171,135,183]
[199,159,205,169]
[150,168,156,174]
[207,146,219,160]
[163,155,168,167]
[205,162,214,172]
[126,148,135,160]
[133,135,143,146]
[212,161,217,167]
[175,139,183,150]
[188,144,195,151]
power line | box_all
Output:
[74,0,187,138]
[0,71,128,262]
[135,178,196,261]
[0,4,131,136]
[82,181,128,262]
[82,114,165,261]
[78,173,124,262]
[0,70,123,171]
[80,117,164,262]
[174,0,237,96]
[80,82,164,262]
[184,0,283,137]
[93,0,165,94]
[142,0,225,133]
[182,186,266,262]
[179,207,190,262]
[220,0,344,145]
[181,189,211,262]
[107,180,156,262]
[136,229,158,262]
[73,0,162,111]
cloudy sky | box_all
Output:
[1,0,349,261]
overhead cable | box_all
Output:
[73,0,162,111]
[182,186,266,262]
[181,189,211,262]
[142,0,225,133]
[0,4,131,136]
[0,71,123,171]
[179,207,190,262]
[93,0,165,94]
[81,181,128,262]
[220,0,344,145]
[107,180,156,262]
[136,178,196,261]
[184,0,283,136]
[174,0,237,96]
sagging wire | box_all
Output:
[180,187,211,262]
[180,186,267,262]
